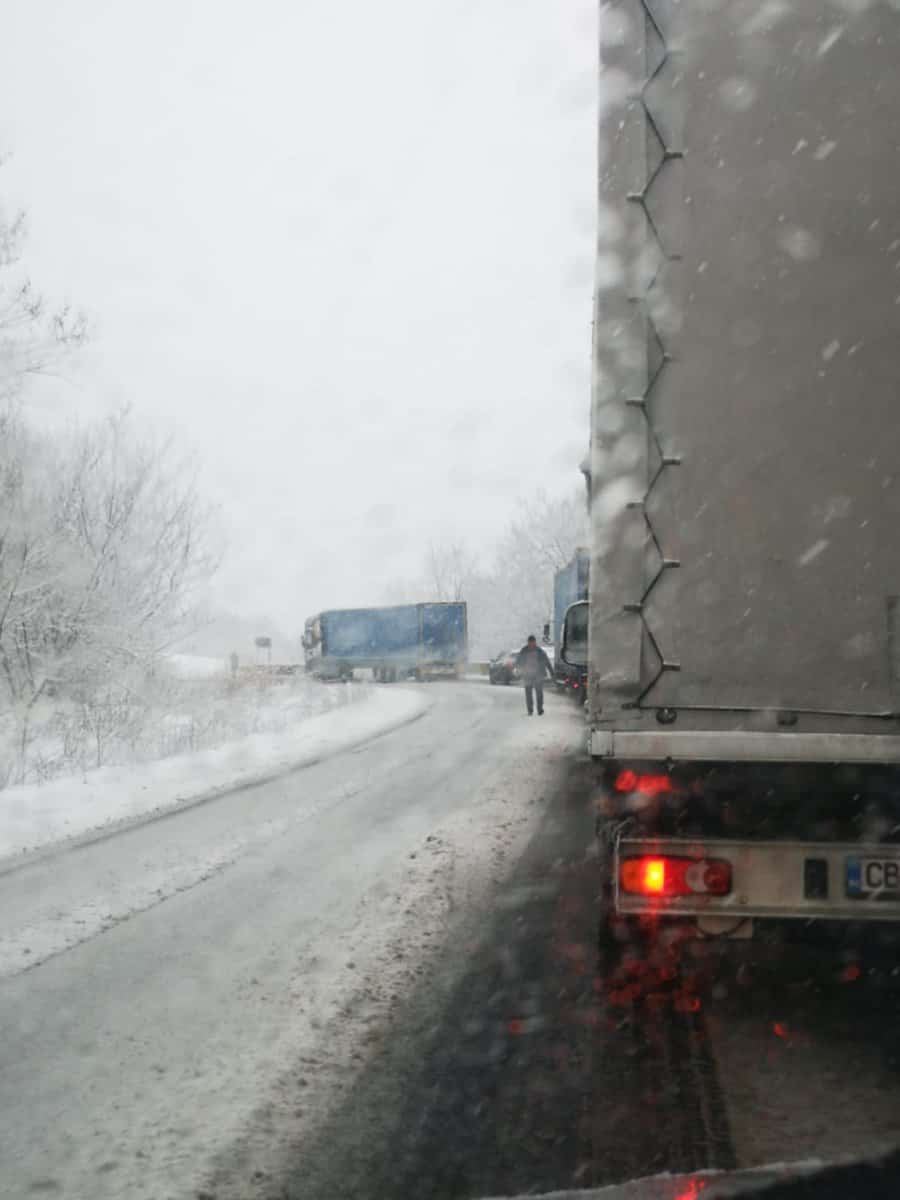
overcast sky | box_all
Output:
[0,0,596,633]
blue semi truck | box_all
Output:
[553,550,588,697]
[302,602,467,682]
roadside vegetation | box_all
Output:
[0,184,374,790]
[386,489,589,658]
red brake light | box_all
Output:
[620,856,732,899]
[674,1180,707,1200]
[621,856,682,895]
[642,858,666,894]
[642,775,672,796]
[614,771,672,795]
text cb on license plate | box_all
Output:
[846,856,900,897]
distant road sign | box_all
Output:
[255,637,272,649]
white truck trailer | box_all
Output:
[561,0,900,973]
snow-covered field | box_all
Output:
[0,683,429,862]
[0,656,339,789]
[165,652,230,679]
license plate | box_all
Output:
[846,857,900,899]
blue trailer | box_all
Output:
[553,551,589,695]
[302,602,468,682]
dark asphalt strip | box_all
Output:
[595,993,736,1181]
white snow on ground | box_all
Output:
[0,686,429,862]
[0,685,584,1200]
[206,702,584,1200]
[166,652,229,679]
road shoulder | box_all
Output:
[0,686,431,874]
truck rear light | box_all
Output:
[701,861,731,896]
[614,771,672,796]
[620,856,732,899]
[614,770,639,792]
[641,858,666,894]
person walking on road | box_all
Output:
[516,635,554,716]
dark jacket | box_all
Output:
[516,644,554,684]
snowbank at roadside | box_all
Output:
[0,686,430,863]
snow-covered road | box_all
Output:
[0,682,585,1200]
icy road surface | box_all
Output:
[0,682,584,1200]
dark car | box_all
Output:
[488,649,519,685]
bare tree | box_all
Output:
[0,181,87,777]
[0,409,220,780]
[0,176,221,783]
[425,539,478,602]
[487,488,588,644]
[500,489,588,576]
[0,194,86,404]
[53,411,218,654]
[390,496,585,658]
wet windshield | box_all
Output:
[1,3,899,1200]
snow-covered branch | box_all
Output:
[0,409,219,782]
